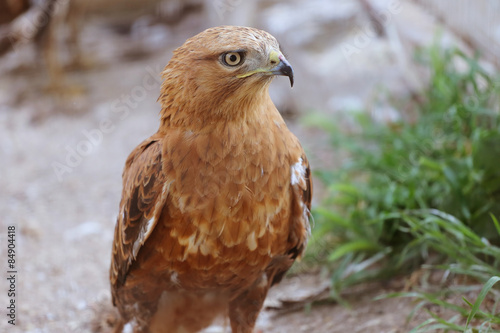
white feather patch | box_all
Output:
[291,157,312,248]
[290,157,306,186]
[170,272,180,286]
[130,180,172,261]
[143,217,156,240]
[132,216,155,259]
[246,231,258,251]
[123,322,133,333]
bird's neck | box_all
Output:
[157,83,273,133]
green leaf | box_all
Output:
[327,240,379,262]
[465,276,500,329]
[491,214,500,237]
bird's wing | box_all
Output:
[110,134,168,290]
[269,153,312,286]
[289,153,313,257]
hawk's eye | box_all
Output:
[222,52,244,66]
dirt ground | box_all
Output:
[0,2,487,332]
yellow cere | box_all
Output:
[236,50,281,79]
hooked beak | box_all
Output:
[269,54,294,87]
[236,50,295,87]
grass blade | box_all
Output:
[465,276,500,328]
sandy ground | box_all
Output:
[0,2,489,332]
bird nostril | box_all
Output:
[270,60,277,65]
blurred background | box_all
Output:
[1,0,500,332]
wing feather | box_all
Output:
[110,135,167,291]
[269,153,312,286]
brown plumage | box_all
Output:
[110,26,312,333]
[0,0,30,25]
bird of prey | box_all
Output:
[110,26,312,333]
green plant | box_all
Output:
[307,44,500,329]
[385,276,500,332]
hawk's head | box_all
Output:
[174,26,293,86]
[159,26,293,126]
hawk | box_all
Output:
[110,26,312,333]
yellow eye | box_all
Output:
[222,52,243,66]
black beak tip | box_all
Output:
[271,57,294,87]
[282,65,294,88]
